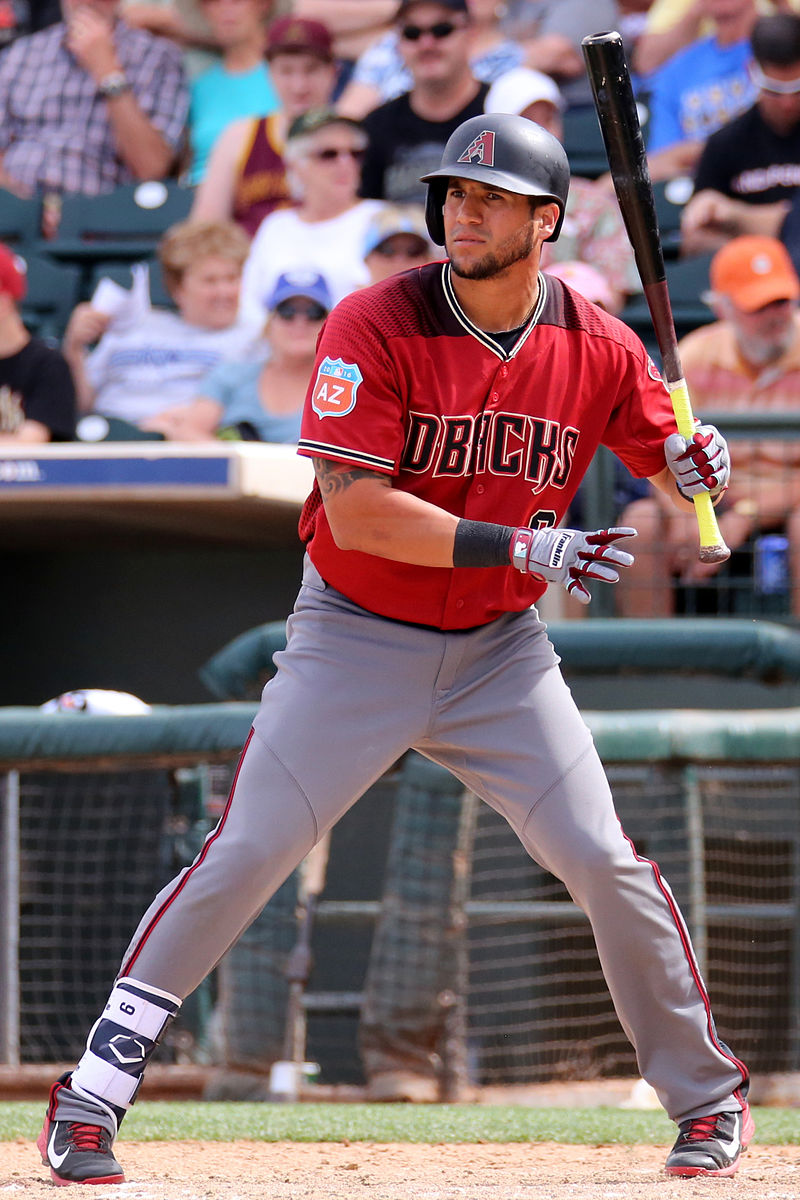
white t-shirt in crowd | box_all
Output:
[86,308,259,424]
[239,200,384,328]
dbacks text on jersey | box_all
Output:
[402,409,579,494]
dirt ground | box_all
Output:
[3,1140,800,1199]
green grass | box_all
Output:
[2,1102,798,1145]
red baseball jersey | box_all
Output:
[298,262,675,628]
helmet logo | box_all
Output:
[457,130,495,167]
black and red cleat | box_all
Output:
[665,1103,755,1177]
[37,1075,124,1186]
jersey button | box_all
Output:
[476,484,485,495]
[456,599,465,609]
[491,392,499,401]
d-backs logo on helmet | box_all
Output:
[457,130,495,167]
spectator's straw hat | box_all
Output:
[710,236,800,311]
[0,243,26,301]
[363,204,431,257]
[265,16,334,61]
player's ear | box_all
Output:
[533,201,559,241]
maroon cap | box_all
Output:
[396,0,468,17]
[0,244,26,302]
[265,16,333,62]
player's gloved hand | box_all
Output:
[510,526,637,606]
[664,424,730,500]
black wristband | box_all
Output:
[452,518,517,568]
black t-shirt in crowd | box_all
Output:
[0,336,76,440]
[693,103,800,203]
[360,82,491,204]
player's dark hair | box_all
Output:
[751,13,800,67]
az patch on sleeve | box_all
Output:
[312,356,363,418]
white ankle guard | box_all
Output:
[71,979,181,1110]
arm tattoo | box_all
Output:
[313,457,388,498]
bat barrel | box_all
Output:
[581,31,667,292]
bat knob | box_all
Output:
[698,544,731,565]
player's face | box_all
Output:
[171,254,242,329]
[268,53,336,118]
[444,178,557,280]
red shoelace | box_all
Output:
[67,1123,106,1151]
[683,1115,722,1142]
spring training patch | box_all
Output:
[312,356,363,418]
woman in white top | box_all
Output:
[63,220,258,428]
[238,108,384,327]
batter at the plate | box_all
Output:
[38,113,748,1185]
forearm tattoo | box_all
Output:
[313,457,387,498]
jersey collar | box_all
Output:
[441,261,546,359]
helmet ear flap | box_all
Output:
[425,181,447,246]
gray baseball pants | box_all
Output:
[118,557,747,1124]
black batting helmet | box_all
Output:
[420,112,570,245]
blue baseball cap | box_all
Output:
[265,270,332,312]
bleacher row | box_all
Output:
[1,108,715,354]
[0,181,192,342]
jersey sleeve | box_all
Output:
[298,298,406,474]
[602,342,676,478]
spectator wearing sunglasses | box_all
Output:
[146,270,333,441]
[358,0,490,204]
[681,13,800,255]
[190,16,339,237]
[238,107,383,327]
[337,0,523,120]
[362,203,436,283]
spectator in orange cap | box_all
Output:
[0,245,76,443]
[617,235,800,616]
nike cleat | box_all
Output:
[665,1103,754,1177]
[37,1074,124,1186]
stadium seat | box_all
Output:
[41,181,193,288]
[0,188,41,249]
[562,106,608,178]
[18,253,81,342]
[619,252,715,358]
[653,176,694,260]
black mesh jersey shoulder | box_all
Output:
[327,262,465,344]
[539,272,648,358]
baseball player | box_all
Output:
[38,113,750,1184]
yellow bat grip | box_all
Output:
[668,379,730,564]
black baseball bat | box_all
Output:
[581,30,730,564]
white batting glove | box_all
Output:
[510,526,637,605]
[664,424,730,500]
